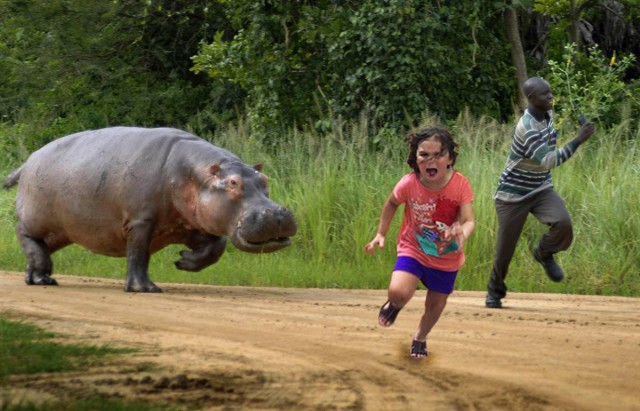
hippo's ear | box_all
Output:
[206,164,225,190]
[253,163,263,173]
[209,164,221,175]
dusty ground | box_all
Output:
[1,271,639,411]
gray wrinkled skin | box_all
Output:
[4,127,297,292]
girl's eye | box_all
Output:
[419,151,446,161]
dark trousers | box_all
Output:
[487,189,573,299]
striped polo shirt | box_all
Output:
[494,109,581,202]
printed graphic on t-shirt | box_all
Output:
[408,195,459,257]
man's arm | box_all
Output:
[533,121,595,169]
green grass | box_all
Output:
[0,317,169,411]
[0,318,111,381]
[1,112,639,296]
[0,318,134,379]
[2,398,170,411]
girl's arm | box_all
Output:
[364,194,399,255]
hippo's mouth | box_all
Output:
[231,231,292,253]
[230,206,297,253]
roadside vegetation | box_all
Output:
[2,111,638,297]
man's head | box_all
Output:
[523,77,553,115]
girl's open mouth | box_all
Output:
[426,168,438,177]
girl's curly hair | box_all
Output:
[406,126,459,174]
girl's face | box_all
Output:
[416,138,452,188]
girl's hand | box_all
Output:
[444,222,466,249]
[364,234,385,255]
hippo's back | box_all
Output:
[26,127,201,170]
[14,127,223,254]
[19,127,200,199]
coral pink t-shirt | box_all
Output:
[392,171,474,271]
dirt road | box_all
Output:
[1,271,639,410]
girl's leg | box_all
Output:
[414,289,449,342]
[379,270,419,327]
[388,270,419,308]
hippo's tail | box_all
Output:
[3,166,23,190]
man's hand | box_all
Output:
[577,122,595,144]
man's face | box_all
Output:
[528,80,554,113]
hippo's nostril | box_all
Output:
[237,205,296,242]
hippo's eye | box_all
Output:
[229,179,239,188]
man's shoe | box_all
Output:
[485,294,502,309]
[533,247,564,282]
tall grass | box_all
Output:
[1,113,638,296]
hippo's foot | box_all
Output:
[175,250,219,272]
[175,239,226,272]
[125,280,163,293]
[175,250,204,272]
[25,269,58,286]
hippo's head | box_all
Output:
[190,161,297,253]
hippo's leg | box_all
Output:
[175,234,227,272]
[16,223,59,286]
[124,221,162,293]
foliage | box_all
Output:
[327,2,515,123]
[193,0,515,136]
[546,42,638,127]
[533,0,640,75]
[2,0,639,149]
[0,0,231,160]
[192,0,348,136]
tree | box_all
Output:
[504,1,529,110]
[193,1,515,134]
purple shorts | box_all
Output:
[393,256,458,294]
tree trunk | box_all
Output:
[570,0,580,46]
[504,7,528,112]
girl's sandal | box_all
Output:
[378,300,401,327]
[410,340,428,358]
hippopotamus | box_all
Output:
[3,127,297,292]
